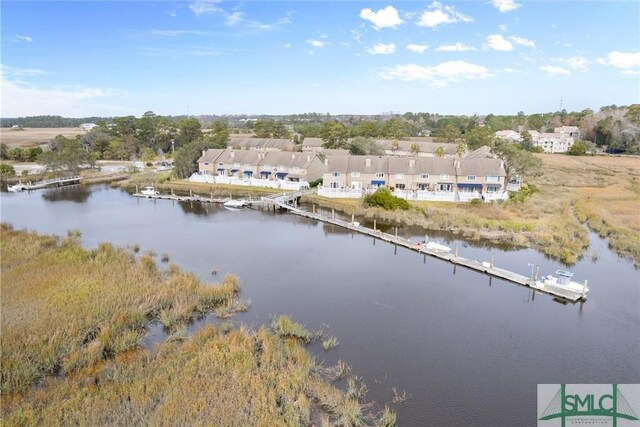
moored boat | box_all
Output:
[223,199,246,209]
[7,183,27,192]
[140,186,159,196]
[537,270,589,295]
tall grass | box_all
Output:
[1,227,396,425]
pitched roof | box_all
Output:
[198,149,226,163]
[228,137,295,150]
[301,137,324,148]
[464,146,495,159]
[456,158,505,177]
[261,151,317,168]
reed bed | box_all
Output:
[1,226,396,425]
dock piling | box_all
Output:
[351,214,355,225]
[373,219,377,231]
[395,227,398,238]
[490,254,495,268]
[455,243,459,257]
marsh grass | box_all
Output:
[0,227,240,394]
[304,155,640,266]
[1,227,396,425]
[322,335,339,350]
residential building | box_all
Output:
[495,128,576,153]
[227,137,296,152]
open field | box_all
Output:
[0,127,84,148]
[0,226,394,426]
[305,154,640,266]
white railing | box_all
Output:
[507,182,522,192]
[317,186,364,198]
[457,191,482,202]
[483,192,509,202]
[393,189,457,202]
[189,173,308,190]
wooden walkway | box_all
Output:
[272,197,589,303]
[11,175,82,191]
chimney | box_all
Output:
[202,150,206,157]
[365,158,371,167]
[230,151,235,158]
[306,154,311,163]
[409,159,415,168]
[291,153,296,160]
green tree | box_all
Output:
[173,140,221,179]
[39,136,94,174]
[625,104,640,126]
[349,137,384,155]
[435,146,445,157]
[434,124,461,143]
[380,118,408,140]
[410,143,420,155]
[520,130,534,151]
[320,121,349,149]
[492,142,543,184]
[103,139,129,160]
[0,163,16,178]
[353,120,380,138]
[456,142,467,157]
[0,143,7,160]
[176,118,203,147]
[464,127,495,149]
[140,147,156,163]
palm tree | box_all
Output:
[435,146,445,157]
[410,143,420,155]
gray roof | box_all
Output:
[215,149,263,166]
[464,146,495,159]
[377,139,458,154]
[198,149,226,163]
[261,151,317,169]
[301,137,324,148]
[348,156,389,174]
[456,158,505,177]
[325,155,350,173]
[228,137,295,150]
[322,149,351,156]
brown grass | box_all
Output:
[1,226,396,426]
[305,154,640,266]
[0,128,84,148]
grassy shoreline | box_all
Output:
[304,155,640,267]
[0,226,395,426]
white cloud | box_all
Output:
[417,1,472,28]
[551,56,590,71]
[226,12,244,26]
[189,0,222,15]
[484,34,513,51]
[380,60,492,87]
[491,0,521,13]
[498,24,508,32]
[607,51,640,70]
[621,70,639,76]
[1,76,125,117]
[539,65,571,76]
[308,39,325,48]
[406,44,428,53]
[595,57,607,65]
[1,65,47,78]
[360,5,404,30]
[246,15,292,31]
[15,34,33,42]
[283,43,292,49]
[368,43,396,55]
[509,36,535,47]
[436,42,476,52]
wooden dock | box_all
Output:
[267,194,588,303]
[10,175,82,191]
[132,186,588,302]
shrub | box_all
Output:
[509,184,539,203]
[271,315,314,343]
[0,163,16,178]
[364,188,410,211]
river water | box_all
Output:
[1,185,638,426]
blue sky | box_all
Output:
[1,0,639,117]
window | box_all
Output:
[277,165,284,171]
[204,162,210,166]
[375,172,384,178]
[467,175,476,181]
[330,182,340,189]
[438,183,452,192]
[332,172,341,177]
[395,184,405,190]
[420,173,429,179]
[439,174,449,179]
[395,173,404,179]
[486,176,500,183]
[351,171,360,177]
[218,162,224,167]
[418,184,429,190]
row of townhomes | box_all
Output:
[495,126,580,153]
[318,155,510,202]
[192,149,325,190]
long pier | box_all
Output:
[133,186,587,302]
[10,175,82,191]
[264,193,588,303]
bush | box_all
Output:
[509,184,539,203]
[309,178,323,188]
[364,188,410,210]
[0,163,16,178]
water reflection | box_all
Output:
[41,185,92,203]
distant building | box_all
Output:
[495,128,576,153]
[80,123,97,132]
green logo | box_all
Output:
[539,384,639,427]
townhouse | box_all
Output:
[320,155,507,202]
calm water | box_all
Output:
[1,185,639,426]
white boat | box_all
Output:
[7,183,27,192]
[417,241,451,252]
[223,199,246,209]
[140,186,159,196]
[537,270,589,295]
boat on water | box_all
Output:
[417,241,451,252]
[223,199,247,209]
[140,186,159,196]
[7,183,27,192]
[537,270,589,295]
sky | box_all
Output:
[1,0,639,117]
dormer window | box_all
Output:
[467,175,476,181]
